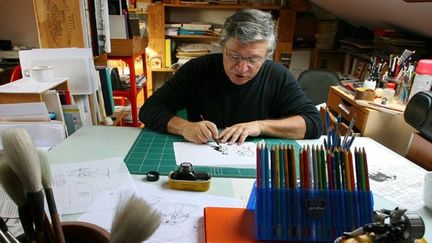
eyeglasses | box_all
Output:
[224,48,265,66]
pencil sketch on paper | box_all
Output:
[51,158,137,214]
[145,196,200,243]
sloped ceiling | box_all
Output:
[310,0,432,37]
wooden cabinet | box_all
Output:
[323,86,416,156]
[146,3,296,93]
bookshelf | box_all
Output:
[146,3,296,93]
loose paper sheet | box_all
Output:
[79,181,244,243]
[51,157,138,214]
[173,142,256,168]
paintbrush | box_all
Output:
[0,161,36,243]
[1,128,48,243]
[0,228,11,243]
[109,194,162,243]
[0,217,19,243]
[39,150,66,243]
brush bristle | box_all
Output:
[38,150,52,189]
[110,194,161,243]
[0,160,27,206]
[1,128,42,193]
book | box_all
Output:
[203,207,257,243]
[97,67,115,116]
[165,38,172,68]
[62,104,83,135]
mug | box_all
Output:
[23,65,54,82]
[424,171,432,209]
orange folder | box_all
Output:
[203,207,257,243]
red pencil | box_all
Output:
[303,146,310,189]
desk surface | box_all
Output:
[48,126,431,241]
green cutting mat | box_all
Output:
[124,128,300,178]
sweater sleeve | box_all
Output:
[138,61,194,132]
[270,65,323,139]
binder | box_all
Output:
[97,67,115,116]
[203,207,257,243]
[165,38,172,68]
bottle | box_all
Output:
[409,59,432,100]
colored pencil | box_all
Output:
[283,145,289,189]
[362,147,370,191]
[257,143,261,189]
[289,145,297,189]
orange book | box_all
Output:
[203,207,257,243]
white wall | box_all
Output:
[0,0,39,48]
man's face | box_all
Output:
[222,38,268,85]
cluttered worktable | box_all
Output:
[46,126,431,241]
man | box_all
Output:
[139,9,322,144]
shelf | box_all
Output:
[169,35,219,39]
[163,3,281,10]
[151,67,175,72]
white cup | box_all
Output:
[424,172,432,209]
[24,65,54,82]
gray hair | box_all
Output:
[219,9,277,57]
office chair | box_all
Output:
[297,69,341,106]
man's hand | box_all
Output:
[219,121,262,144]
[181,120,219,144]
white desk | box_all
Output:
[48,126,431,241]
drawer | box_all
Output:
[327,88,368,134]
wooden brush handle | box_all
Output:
[45,189,66,243]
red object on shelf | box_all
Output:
[9,65,22,82]
[109,54,148,127]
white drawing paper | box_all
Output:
[173,141,256,168]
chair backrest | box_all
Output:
[297,69,341,105]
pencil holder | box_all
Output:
[250,185,373,242]
[252,143,374,242]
